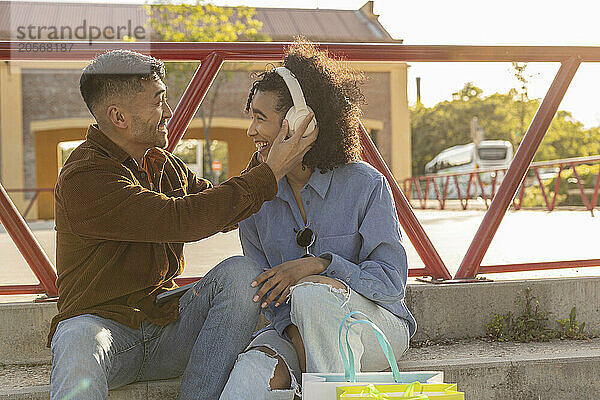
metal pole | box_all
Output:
[358,123,452,280]
[4,42,600,63]
[455,57,581,279]
[0,184,58,296]
[0,284,46,295]
[479,259,600,274]
[166,52,224,152]
[592,169,600,211]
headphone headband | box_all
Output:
[273,66,309,113]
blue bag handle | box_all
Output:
[337,311,402,383]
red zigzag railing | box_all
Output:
[1,42,600,296]
[405,156,600,214]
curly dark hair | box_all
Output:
[246,38,365,172]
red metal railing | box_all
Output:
[0,184,58,296]
[166,52,225,152]
[404,155,600,214]
[4,188,55,219]
[359,122,450,279]
[456,57,582,279]
[0,42,599,296]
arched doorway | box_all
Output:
[33,118,254,219]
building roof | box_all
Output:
[0,1,399,43]
[254,2,397,43]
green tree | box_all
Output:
[512,61,532,145]
[146,1,269,182]
[539,111,600,161]
[147,1,267,43]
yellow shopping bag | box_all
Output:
[303,312,458,399]
[336,381,465,399]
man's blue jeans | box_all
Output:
[50,256,263,400]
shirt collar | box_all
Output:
[275,168,334,201]
[306,168,334,199]
[275,177,294,203]
[85,124,167,174]
[86,124,131,164]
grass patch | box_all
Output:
[486,287,595,342]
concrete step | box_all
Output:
[0,302,56,365]
[1,338,599,399]
[399,338,600,399]
[0,368,181,399]
[3,277,600,366]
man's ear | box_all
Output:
[106,105,128,129]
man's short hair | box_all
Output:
[79,50,165,118]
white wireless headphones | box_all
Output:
[273,66,317,137]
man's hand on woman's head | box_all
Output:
[264,113,318,180]
[251,256,329,308]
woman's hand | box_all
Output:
[265,114,318,181]
[252,257,330,308]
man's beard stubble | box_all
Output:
[132,115,167,149]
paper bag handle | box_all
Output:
[337,382,430,399]
[337,311,402,383]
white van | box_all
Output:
[425,140,513,174]
[423,140,513,199]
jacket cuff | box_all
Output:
[319,252,360,289]
[243,163,277,202]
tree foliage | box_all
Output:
[146,0,268,97]
[146,1,269,182]
[410,82,600,175]
[147,1,267,42]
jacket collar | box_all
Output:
[86,124,131,164]
[85,125,167,175]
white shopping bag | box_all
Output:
[302,371,444,399]
[302,311,444,399]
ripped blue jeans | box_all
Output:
[219,281,411,400]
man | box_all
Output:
[49,50,316,400]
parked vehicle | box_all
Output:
[422,140,514,199]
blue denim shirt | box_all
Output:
[239,161,417,338]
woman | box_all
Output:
[220,39,416,400]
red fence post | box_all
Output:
[592,171,600,213]
[166,52,224,152]
[0,184,58,296]
[479,259,600,274]
[455,57,581,279]
[358,123,452,280]
[569,164,594,213]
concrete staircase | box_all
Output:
[2,277,600,399]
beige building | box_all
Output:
[0,1,411,219]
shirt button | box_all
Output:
[346,277,350,282]
[306,200,310,205]
[373,293,378,297]
[330,271,335,276]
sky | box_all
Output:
[23,0,600,128]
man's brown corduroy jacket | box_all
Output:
[48,125,275,346]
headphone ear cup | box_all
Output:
[284,106,296,128]
[285,106,317,138]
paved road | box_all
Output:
[1,209,598,301]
